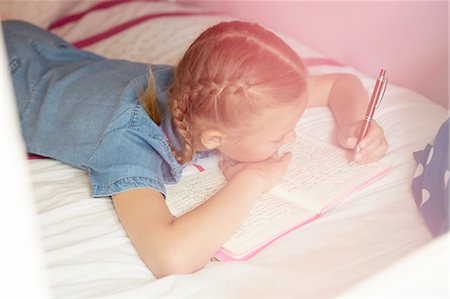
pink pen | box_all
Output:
[356,69,387,152]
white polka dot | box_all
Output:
[421,189,431,207]
[414,163,424,178]
[445,170,450,190]
[426,147,434,165]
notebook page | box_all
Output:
[165,167,315,255]
[165,168,226,217]
[222,192,315,255]
[272,133,388,212]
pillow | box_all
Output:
[0,0,76,28]
[47,0,345,68]
[48,0,233,65]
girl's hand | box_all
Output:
[218,152,292,192]
[337,119,388,164]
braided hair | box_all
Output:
[143,21,308,164]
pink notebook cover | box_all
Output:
[213,167,391,262]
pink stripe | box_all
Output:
[48,0,156,30]
[191,163,205,172]
[27,154,48,160]
[73,11,217,48]
[304,57,345,67]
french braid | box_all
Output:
[168,21,308,164]
[169,91,195,164]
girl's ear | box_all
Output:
[199,130,226,150]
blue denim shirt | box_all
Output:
[3,20,187,197]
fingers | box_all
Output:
[218,151,293,184]
[220,152,292,170]
[354,121,388,163]
[280,152,293,164]
[337,122,360,149]
[270,151,292,166]
[218,159,230,171]
[218,159,236,175]
[343,137,358,149]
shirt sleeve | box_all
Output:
[85,127,182,198]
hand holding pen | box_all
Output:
[353,69,388,162]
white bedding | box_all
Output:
[7,1,449,297]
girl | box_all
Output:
[3,20,387,278]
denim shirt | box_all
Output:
[3,20,186,197]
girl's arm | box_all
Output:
[112,152,291,278]
[307,73,388,163]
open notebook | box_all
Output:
[165,132,390,261]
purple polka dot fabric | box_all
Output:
[412,117,449,237]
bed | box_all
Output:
[1,0,448,297]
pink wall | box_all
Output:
[183,1,448,108]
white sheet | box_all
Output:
[13,1,449,297]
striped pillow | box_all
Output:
[48,0,344,67]
[48,0,231,65]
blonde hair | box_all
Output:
[142,21,308,164]
[140,67,161,125]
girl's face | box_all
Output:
[218,101,307,163]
